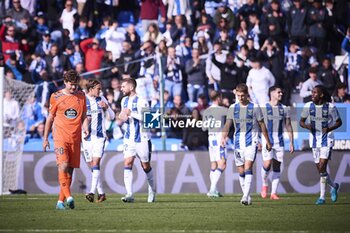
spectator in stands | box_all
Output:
[0,24,21,62]
[287,0,308,47]
[193,31,212,56]
[63,43,82,70]
[194,94,209,116]
[116,40,139,80]
[333,83,350,103]
[162,21,174,47]
[105,21,125,61]
[318,57,340,96]
[185,48,206,103]
[140,0,166,33]
[35,12,49,36]
[167,0,192,25]
[3,90,20,127]
[94,16,111,49]
[212,52,238,101]
[260,0,285,49]
[196,13,215,40]
[213,1,235,30]
[216,29,234,53]
[125,24,141,52]
[30,122,45,139]
[59,0,77,41]
[35,30,53,57]
[175,36,192,63]
[29,52,46,84]
[5,50,25,81]
[260,38,283,87]
[110,78,123,109]
[170,15,191,45]
[206,42,226,91]
[238,0,260,21]
[163,46,183,100]
[300,67,323,103]
[341,27,350,88]
[307,0,327,60]
[213,17,235,43]
[21,95,45,136]
[182,108,208,150]
[100,51,118,89]
[152,89,175,109]
[6,0,32,26]
[73,16,91,44]
[236,20,249,50]
[246,56,276,105]
[135,40,158,103]
[45,44,64,87]
[142,23,163,45]
[80,38,105,74]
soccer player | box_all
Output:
[260,86,294,200]
[42,70,88,210]
[202,91,228,198]
[300,85,342,205]
[83,79,115,203]
[221,83,272,205]
[118,78,156,203]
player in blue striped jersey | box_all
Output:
[119,78,156,203]
[300,85,342,205]
[260,86,294,200]
[83,79,115,203]
[202,91,228,198]
[222,84,272,205]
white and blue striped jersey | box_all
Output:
[261,103,290,148]
[121,95,149,143]
[85,95,115,140]
[227,102,264,149]
[301,102,340,148]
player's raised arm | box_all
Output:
[43,112,54,152]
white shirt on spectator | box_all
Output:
[60,8,77,40]
[246,66,275,105]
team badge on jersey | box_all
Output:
[65,108,78,119]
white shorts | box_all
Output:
[208,136,227,162]
[82,137,106,162]
[234,146,258,167]
[312,147,332,164]
[123,140,152,163]
[262,146,284,162]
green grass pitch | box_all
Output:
[1,193,350,232]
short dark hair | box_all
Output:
[236,83,248,94]
[209,90,221,101]
[122,78,137,89]
[336,83,347,90]
[63,70,80,83]
[268,86,282,99]
[86,79,101,91]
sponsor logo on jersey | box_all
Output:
[65,108,78,119]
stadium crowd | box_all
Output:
[1,0,350,149]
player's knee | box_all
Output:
[218,163,226,171]
[58,162,69,172]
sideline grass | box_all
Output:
[0,193,349,232]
